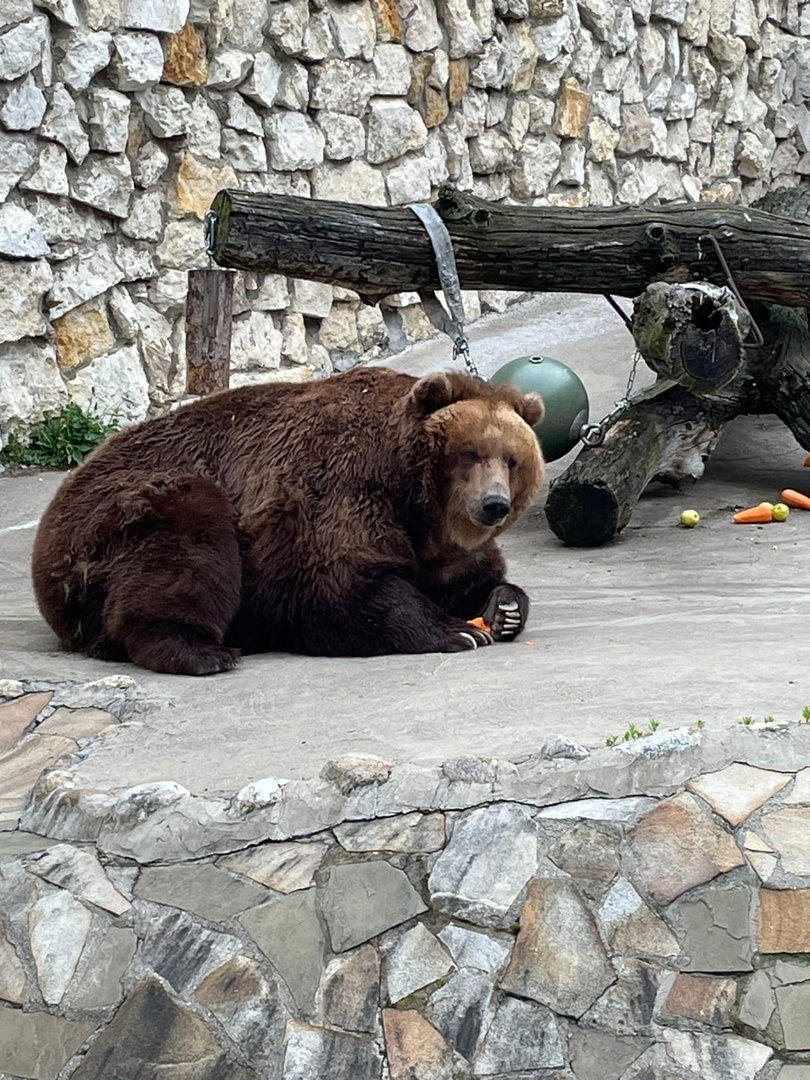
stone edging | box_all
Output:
[1,677,810,1079]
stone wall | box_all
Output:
[2,677,810,1079]
[0,0,808,444]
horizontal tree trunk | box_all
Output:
[545,385,742,547]
[209,184,810,307]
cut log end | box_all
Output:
[545,480,623,548]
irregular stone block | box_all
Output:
[758,890,810,954]
[207,44,252,89]
[437,924,510,975]
[36,706,116,741]
[0,71,45,129]
[29,889,93,1005]
[500,877,615,1018]
[663,1029,772,1079]
[67,345,150,426]
[582,958,663,1036]
[111,30,164,90]
[688,764,791,826]
[0,128,33,202]
[239,889,326,1014]
[549,820,621,900]
[133,906,242,997]
[553,76,590,137]
[382,1009,455,1080]
[137,84,190,138]
[658,972,736,1027]
[0,1009,96,1080]
[0,924,27,1004]
[783,768,810,805]
[49,245,123,319]
[474,995,564,1074]
[219,840,327,893]
[625,792,744,904]
[26,842,131,915]
[319,944,380,1033]
[0,258,53,342]
[761,808,810,875]
[428,803,540,927]
[66,923,137,1009]
[283,1020,382,1080]
[311,159,387,205]
[568,1028,651,1080]
[426,968,494,1061]
[194,955,286,1071]
[597,879,679,960]
[120,0,188,33]
[321,861,427,952]
[39,84,89,164]
[336,812,445,853]
[0,13,48,80]
[267,111,325,171]
[134,862,270,922]
[384,923,454,1003]
[55,27,113,91]
[71,977,252,1079]
[676,886,753,973]
[20,143,69,196]
[87,87,130,153]
[54,297,115,372]
[367,97,428,163]
[0,733,75,803]
[775,984,810,1050]
[163,21,207,85]
[0,692,52,754]
[738,968,776,1032]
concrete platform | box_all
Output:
[2,293,809,795]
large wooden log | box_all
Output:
[545,285,810,547]
[209,184,810,307]
[545,384,744,547]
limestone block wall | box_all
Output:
[0,0,808,445]
[2,678,810,1079]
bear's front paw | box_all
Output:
[479,584,530,641]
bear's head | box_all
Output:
[409,371,546,552]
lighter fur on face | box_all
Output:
[424,399,545,555]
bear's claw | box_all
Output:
[479,585,530,642]
[458,625,494,649]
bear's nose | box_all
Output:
[480,494,511,525]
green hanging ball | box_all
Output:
[490,355,590,463]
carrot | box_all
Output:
[733,503,774,524]
[781,489,810,511]
[467,617,491,631]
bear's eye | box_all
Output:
[459,449,480,466]
[508,455,518,470]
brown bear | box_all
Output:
[32,367,545,675]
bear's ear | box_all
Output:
[408,372,457,417]
[516,392,545,428]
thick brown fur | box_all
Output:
[32,368,545,674]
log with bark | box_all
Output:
[545,284,810,547]
[208,184,810,307]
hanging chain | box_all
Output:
[203,209,217,269]
[453,333,479,378]
[579,347,642,448]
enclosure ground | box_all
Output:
[1,294,809,795]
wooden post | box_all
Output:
[185,267,235,396]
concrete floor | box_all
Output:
[2,293,809,795]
